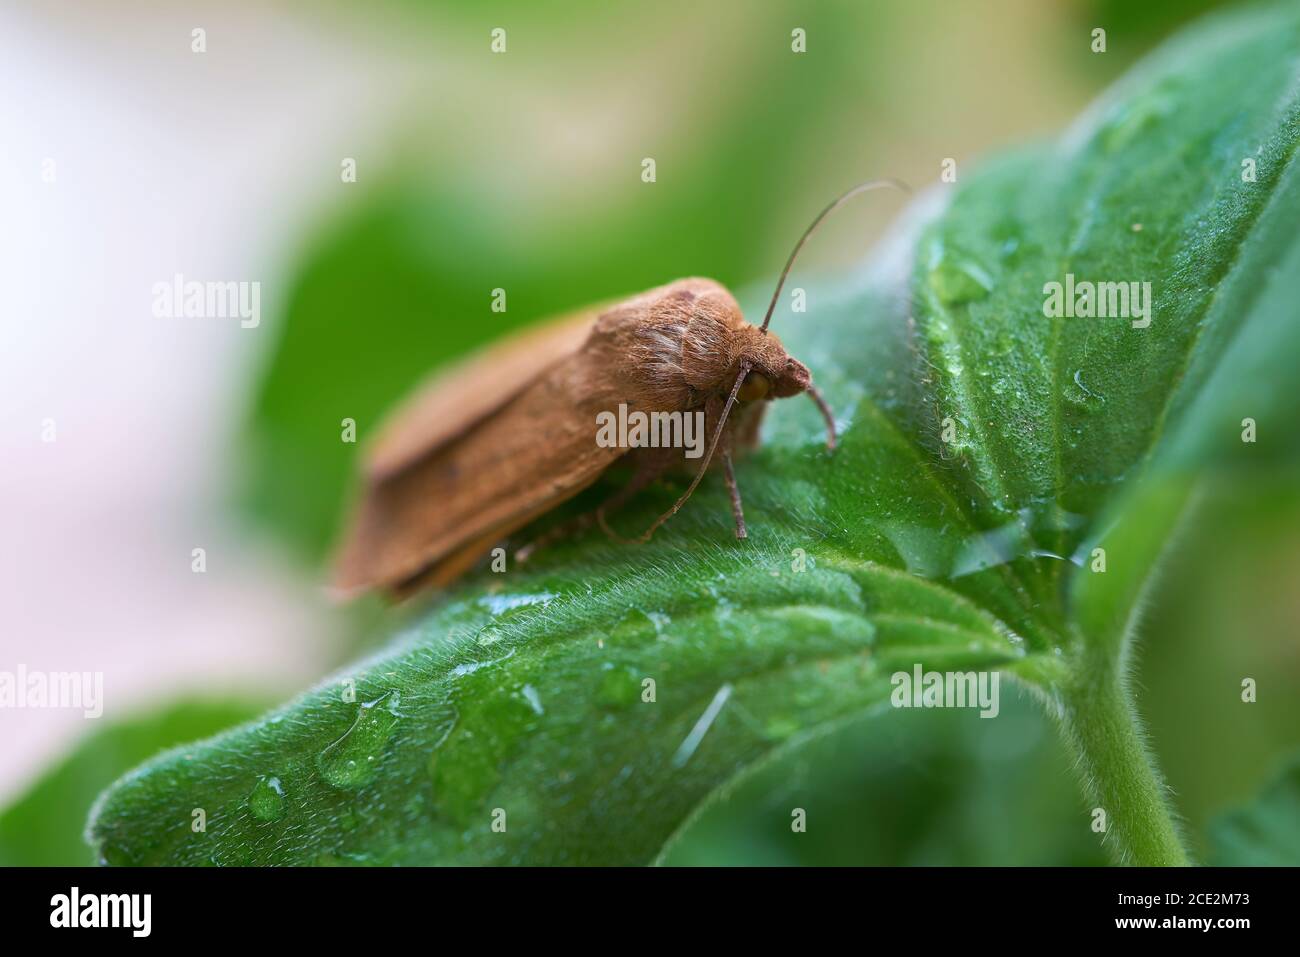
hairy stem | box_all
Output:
[1059,655,1190,866]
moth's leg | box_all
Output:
[634,370,748,545]
[723,446,747,539]
[515,452,671,562]
[595,449,676,541]
[806,382,837,451]
[715,404,747,539]
[514,516,587,565]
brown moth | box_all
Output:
[333,180,906,598]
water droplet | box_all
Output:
[248,775,285,821]
[99,842,136,866]
[317,691,400,789]
[477,591,557,616]
[763,716,802,740]
[878,521,950,578]
[928,254,994,306]
[1100,89,1176,153]
[609,608,670,646]
[949,520,1032,578]
[598,664,643,709]
[711,591,736,622]
[450,649,515,677]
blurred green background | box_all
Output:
[8,0,1297,866]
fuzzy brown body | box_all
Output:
[333,277,821,597]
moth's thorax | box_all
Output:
[605,277,810,409]
[605,278,738,409]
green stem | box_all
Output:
[1060,659,1190,866]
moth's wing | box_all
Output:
[366,308,601,481]
[332,306,640,595]
[386,497,570,600]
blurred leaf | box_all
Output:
[1135,471,1300,855]
[661,687,1109,866]
[0,700,264,866]
[1082,0,1255,52]
[92,4,1300,865]
[1209,751,1300,865]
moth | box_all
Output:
[333,180,906,597]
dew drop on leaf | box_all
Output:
[927,256,994,306]
[598,664,643,709]
[317,691,401,789]
[248,774,285,821]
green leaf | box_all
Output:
[1209,751,1300,866]
[90,4,1300,865]
[0,700,265,866]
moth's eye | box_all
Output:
[738,371,770,401]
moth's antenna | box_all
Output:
[637,360,751,543]
[759,178,911,333]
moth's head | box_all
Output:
[637,278,813,404]
[733,325,811,401]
